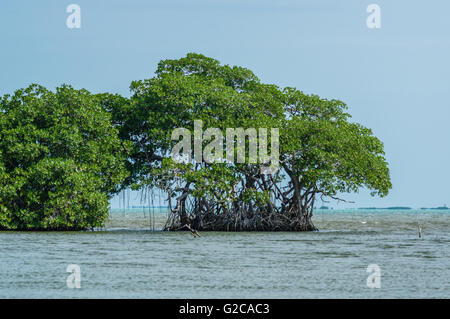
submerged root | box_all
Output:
[164,210,317,232]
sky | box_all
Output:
[0,0,449,209]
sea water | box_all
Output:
[0,209,448,298]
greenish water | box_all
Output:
[0,209,448,298]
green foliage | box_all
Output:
[0,53,392,232]
[280,88,391,198]
[0,84,128,230]
[118,53,391,217]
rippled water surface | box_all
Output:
[0,209,448,298]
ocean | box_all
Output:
[0,209,448,298]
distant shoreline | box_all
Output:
[316,206,449,210]
[358,206,448,210]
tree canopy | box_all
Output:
[0,84,128,230]
[0,53,391,231]
[112,53,391,231]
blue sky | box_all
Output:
[1,0,449,208]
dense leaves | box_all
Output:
[114,53,391,231]
[0,53,391,232]
[0,85,128,230]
